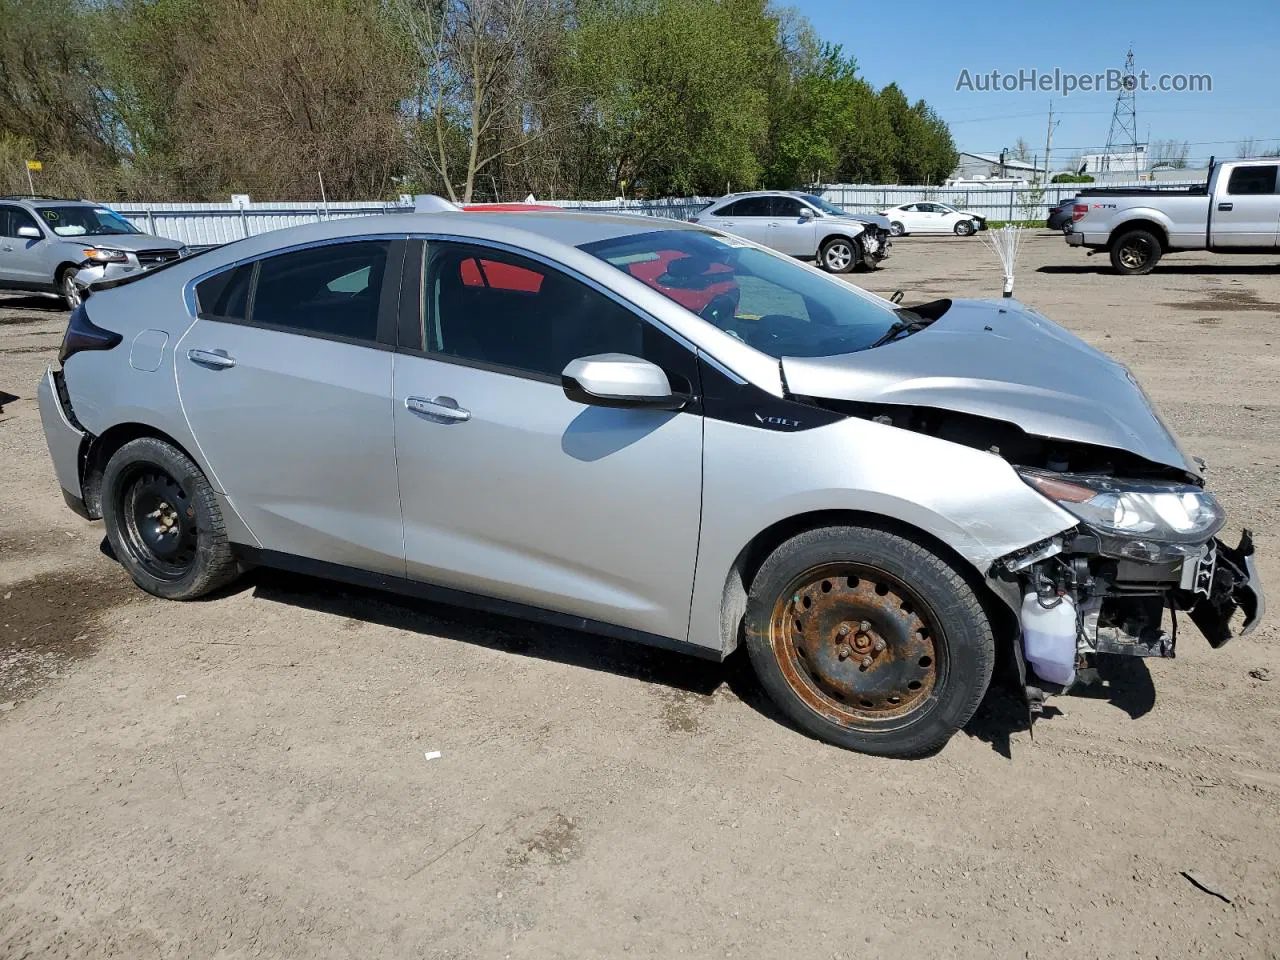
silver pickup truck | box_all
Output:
[1066,158,1280,275]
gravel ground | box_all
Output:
[1,232,1278,959]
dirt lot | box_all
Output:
[1,233,1278,959]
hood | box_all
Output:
[780,298,1197,474]
[836,212,891,231]
[56,232,182,252]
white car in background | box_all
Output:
[878,202,986,237]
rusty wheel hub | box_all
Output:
[770,564,942,725]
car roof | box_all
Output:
[162,210,703,277]
[4,197,97,207]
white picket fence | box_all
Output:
[110,179,1203,246]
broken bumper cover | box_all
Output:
[1190,530,1264,647]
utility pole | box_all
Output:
[1042,99,1059,183]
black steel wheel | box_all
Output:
[744,526,994,757]
[101,437,240,600]
[118,467,199,581]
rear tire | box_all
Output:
[101,437,240,600]
[1110,228,1162,275]
[889,221,905,237]
[744,525,994,757]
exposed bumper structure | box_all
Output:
[1191,531,1264,647]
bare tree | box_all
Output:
[1150,139,1189,169]
[1236,137,1261,159]
[394,0,570,202]
[1013,137,1032,163]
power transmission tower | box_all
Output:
[1103,47,1139,174]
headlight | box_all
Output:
[177,245,189,258]
[1019,469,1225,561]
[81,247,129,264]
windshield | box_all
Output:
[802,195,849,217]
[34,206,140,237]
[580,229,903,358]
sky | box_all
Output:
[791,0,1280,169]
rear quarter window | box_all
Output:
[195,264,253,320]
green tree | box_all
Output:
[570,0,778,196]
[764,44,896,187]
[878,83,957,184]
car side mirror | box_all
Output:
[562,354,686,410]
[799,207,815,220]
[16,226,41,240]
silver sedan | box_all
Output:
[37,208,1262,757]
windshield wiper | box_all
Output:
[869,308,936,348]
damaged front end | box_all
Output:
[993,469,1263,713]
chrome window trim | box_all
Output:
[181,233,409,318]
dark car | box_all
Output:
[1046,197,1077,231]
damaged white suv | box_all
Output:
[37,210,1262,757]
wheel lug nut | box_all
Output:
[838,644,852,660]
[837,623,851,636]
[860,655,873,668]
[859,620,871,632]
[872,638,887,652]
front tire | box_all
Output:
[58,266,82,309]
[1110,228,1162,275]
[819,238,855,274]
[101,437,240,600]
[954,220,975,237]
[744,526,994,757]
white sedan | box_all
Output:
[877,202,986,237]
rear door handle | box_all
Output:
[1218,202,1234,211]
[406,395,471,423]
[187,348,236,369]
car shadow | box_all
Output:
[963,654,1155,759]
[0,294,67,311]
[246,566,742,700]
[95,539,1159,756]
[1038,263,1279,276]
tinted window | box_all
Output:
[770,197,806,217]
[195,263,253,320]
[250,241,389,342]
[734,197,772,216]
[425,243,650,380]
[0,205,38,238]
[582,229,907,359]
[1226,165,1278,195]
[712,200,743,217]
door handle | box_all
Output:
[406,395,471,423]
[187,348,236,369]
[1218,202,1234,211]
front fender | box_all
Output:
[687,415,1076,654]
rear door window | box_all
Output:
[1226,165,1279,195]
[250,241,391,343]
[734,197,772,217]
